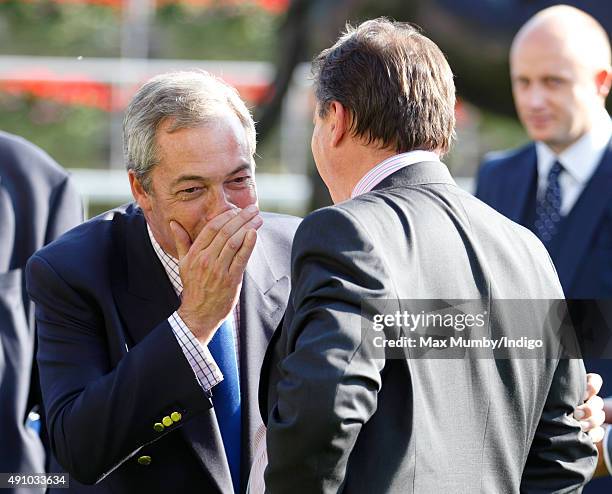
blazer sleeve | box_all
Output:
[26,253,213,485]
[520,358,597,492]
[264,206,387,494]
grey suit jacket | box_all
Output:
[260,161,597,493]
[26,205,299,493]
[0,131,82,491]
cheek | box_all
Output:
[176,201,207,229]
[226,186,258,209]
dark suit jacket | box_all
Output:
[476,140,612,301]
[261,162,596,493]
[476,141,612,492]
[26,204,299,493]
[0,131,82,489]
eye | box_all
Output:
[227,175,253,187]
[544,77,564,88]
[181,187,202,194]
[513,77,529,89]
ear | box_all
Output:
[329,101,350,148]
[128,170,152,212]
[595,67,612,99]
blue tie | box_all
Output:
[208,317,241,493]
[535,160,563,244]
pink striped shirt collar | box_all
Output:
[351,150,440,198]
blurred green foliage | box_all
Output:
[0,0,284,172]
[0,93,110,168]
[0,1,121,57]
[153,4,281,60]
[0,0,282,60]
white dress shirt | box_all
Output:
[535,109,612,216]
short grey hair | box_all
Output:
[123,70,257,192]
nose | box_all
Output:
[205,186,234,221]
[524,84,547,111]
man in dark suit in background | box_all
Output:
[260,18,598,493]
[0,131,82,492]
[26,70,299,493]
[475,5,612,485]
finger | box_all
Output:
[579,410,606,433]
[192,205,259,255]
[215,221,262,274]
[583,373,603,401]
[574,395,605,420]
[169,221,192,260]
[191,207,241,253]
[588,426,605,444]
[228,229,258,279]
[205,207,261,260]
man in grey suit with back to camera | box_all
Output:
[260,18,598,493]
[25,71,300,493]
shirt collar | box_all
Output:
[351,150,440,198]
[536,109,612,184]
[147,224,183,295]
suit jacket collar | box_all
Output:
[110,205,179,347]
[369,159,456,191]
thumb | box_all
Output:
[169,221,192,259]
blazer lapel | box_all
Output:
[110,206,179,347]
[501,147,537,224]
[239,227,289,491]
[552,140,612,292]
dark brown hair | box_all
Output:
[312,18,456,155]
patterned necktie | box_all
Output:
[208,317,241,493]
[535,160,563,244]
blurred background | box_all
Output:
[1,0,610,218]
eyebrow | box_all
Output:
[170,162,252,189]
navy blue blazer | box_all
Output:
[0,131,82,491]
[476,141,612,491]
[26,204,299,494]
[476,140,612,300]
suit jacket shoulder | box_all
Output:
[480,142,535,171]
[0,131,71,187]
[28,204,133,291]
[477,142,535,190]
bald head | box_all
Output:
[512,5,610,73]
[509,5,612,154]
